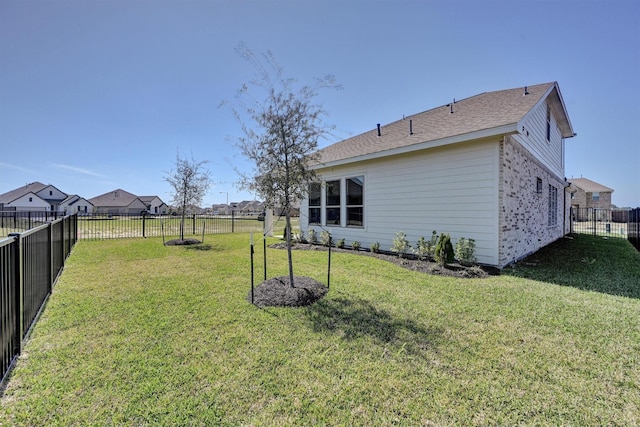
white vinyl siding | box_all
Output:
[516,101,564,178]
[304,139,499,265]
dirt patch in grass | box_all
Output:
[270,242,496,278]
[250,276,328,307]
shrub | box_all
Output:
[307,229,318,245]
[414,230,438,261]
[455,237,477,266]
[351,241,361,251]
[294,231,307,244]
[390,232,411,258]
[336,238,345,249]
[370,242,380,253]
[320,231,332,246]
[434,233,454,266]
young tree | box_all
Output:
[227,44,340,287]
[164,152,212,241]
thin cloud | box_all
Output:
[49,163,105,177]
[0,162,37,174]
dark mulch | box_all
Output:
[269,242,497,278]
[250,276,329,308]
[164,238,202,246]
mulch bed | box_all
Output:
[269,242,498,278]
[249,276,328,308]
[164,238,202,246]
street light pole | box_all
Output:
[220,192,229,214]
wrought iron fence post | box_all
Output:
[8,233,24,353]
[142,213,146,238]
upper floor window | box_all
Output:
[546,104,551,142]
[536,177,543,194]
[592,192,600,201]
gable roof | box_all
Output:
[570,178,614,193]
[60,194,94,206]
[315,82,574,167]
[0,181,50,204]
[89,189,141,207]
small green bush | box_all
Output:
[320,231,332,246]
[351,241,361,251]
[455,237,477,266]
[390,232,411,258]
[414,230,438,261]
[294,231,307,244]
[307,229,318,245]
[370,242,380,253]
[434,233,454,266]
[336,238,345,249]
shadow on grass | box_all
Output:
[303,295,443,356]
[504,234,640,299]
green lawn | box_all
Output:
[1,234,639,425]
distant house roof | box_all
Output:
[0,181,53,204]
[315,82,574,167]
[89,189,141,208]
[570,178,614,193]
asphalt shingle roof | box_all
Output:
[316,82,572,166]
[570,178,614,193]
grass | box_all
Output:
[1,233,639,425]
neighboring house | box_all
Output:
[0,181,69,212]
[301,82,575,268]
[59,195,94,215]
[89,189,148,215]
[236,200,265,215]
[568,177,614,222]
[139,196,168,215]
[568,178,614,210]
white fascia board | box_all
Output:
[312,124,518,170]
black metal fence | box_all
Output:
[1,211,267,240]
[76,213,266,240]
[570,207,640,251]
[629,208,640,251]
[0,214,77,387]
[0,210,66,236]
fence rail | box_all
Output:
[0,214,77,388]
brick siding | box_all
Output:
[498,136,569,267]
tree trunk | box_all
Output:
[285,208,295,287]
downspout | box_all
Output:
[563,178,573,235]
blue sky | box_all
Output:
[1,0,639,208]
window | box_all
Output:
[546,104,551,142]
[346,176,364,227]
[592,192,600,201]
[548,185,558,226]
[536,177,543,194]
[325,180,341,225]
[29,197,32,202]
[308,182,321,225]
